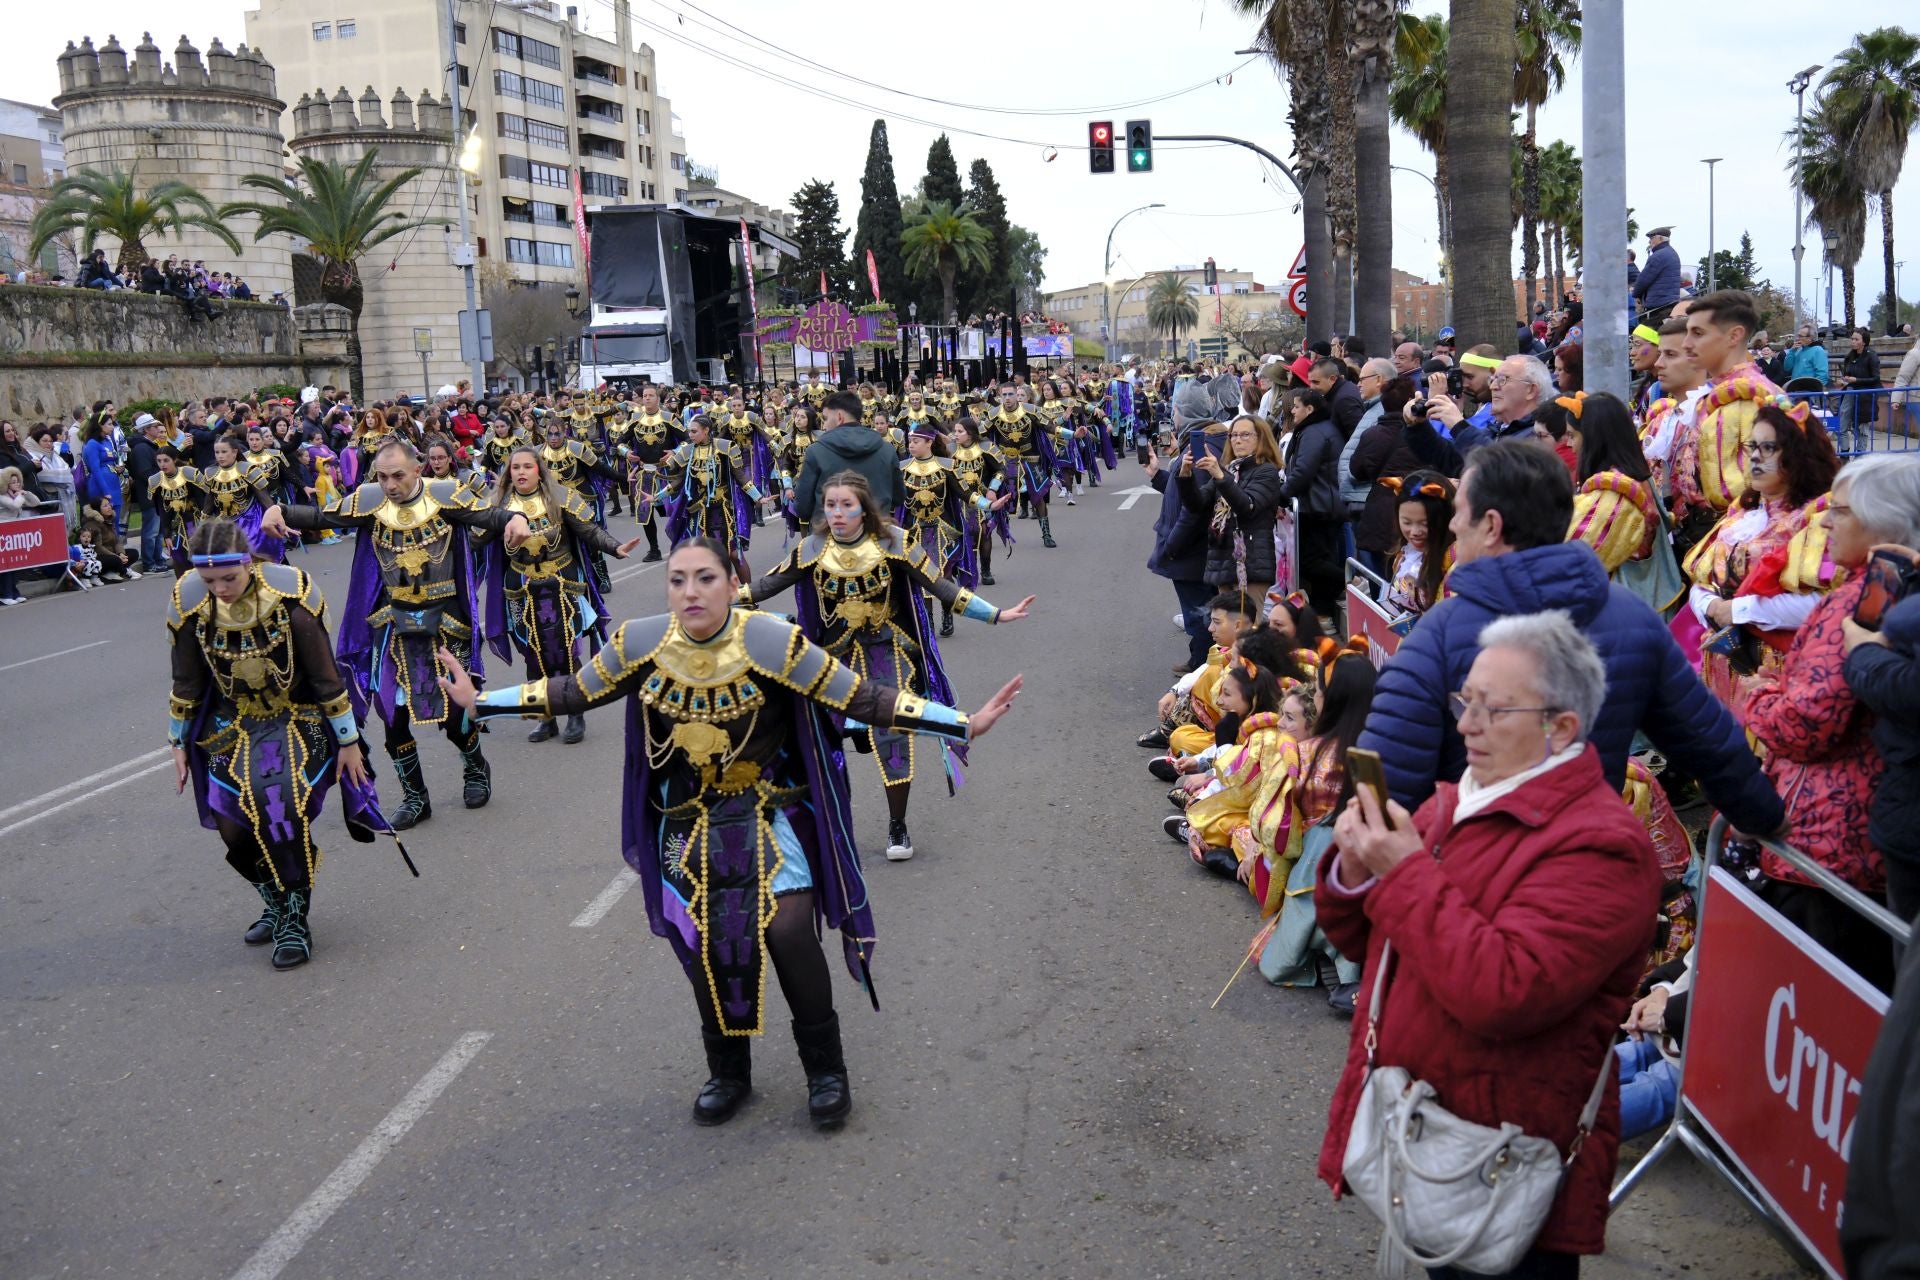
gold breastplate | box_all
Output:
[201,587,298,717]
[636,618,772,790]
[157,472,198,514]
[815,537,893,631]
[902,461,947,526]
[371,489,455,597]
[205,466,254,516]
[505,491,570,579]
[632,414,671,446]
[993,412,1034,451]
[952,448,987,494]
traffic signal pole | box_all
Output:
[1153,135,1303,197]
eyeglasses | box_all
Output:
[1749,440,1783,457]
[1488,372,1511,388]
[1449,691,1557,725]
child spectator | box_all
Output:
[1140,590,1260,767]
[1382,472,1456,617]
[79,495,138,581]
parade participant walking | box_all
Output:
[539,415,618,593]
[898,423,968,636]
[440,535,1023,1129]
[715,393,779,502]
[478,415,526,481]
[774,403,823,536]
[148,447,204,576]
[166,518,387,970]
[984,382,1061,547]
[741,472,1034,863]
[949,417,1012,587]
[664,413,765,560]
[477,446,643,745]
[259,438,533,830]
[200,433,285,563]
[617,384,684,562]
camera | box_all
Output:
[1407,399,1430,420]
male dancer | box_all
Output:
[619,384,682,563]
[260,439,532,828]
[984,382,1058,547]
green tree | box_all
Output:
[901,200,992,325]
[1451,0,1519,352]
[1820,26,1920,334]
[1789,102,1869,328]
[1867,289,1920,334]
[1512,0,1580,312]
[1390,14,1452,301]
[1695,231,1765,294]
[1146,272,1200,356]
[1536,139,1579,304]
[1007,224,1048,315]
[789,178,848,299]
[851,119,906,305]
[29,167,241,277]
[961,158,1012,318]
[222,151,445,402]
[916,135,967,318]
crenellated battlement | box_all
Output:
[56,33,279,102]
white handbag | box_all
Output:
[1340,942,1613,1277]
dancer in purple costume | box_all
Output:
[442,535,1024,1129]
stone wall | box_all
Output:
[0,285,345,419]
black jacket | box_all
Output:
[793,424,905,521]
[1327,379,1365,440]
[1148,426,1222,583]
[1179,457,1282,587]
[127,436,162,500]
[1278,414,1345,522]
[1842,347,1883,390]
[1348,417,1426,554]
[1844,593,1920,870]
[1842,929,1920,1278]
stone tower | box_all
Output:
[288,86,467,399]
[54,33,294,297]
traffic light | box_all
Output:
[1089,121,1114,174]
[1203,257,1217,289]
[1126,119,1153,172]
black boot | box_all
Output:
[694,1029,752,1126]
[793,1014,852,1130]
[1039,515,1057,548]
[271,887,312,970]
[390,744,431,830]
[460,741,493,809]
[592,554,612,594]
[939,607,954,637]
[243,881,279,945]
[561,713,586,744]
[528,718,558,743]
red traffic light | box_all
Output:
[1091,123,1111,144]
[1089,120,1115,175]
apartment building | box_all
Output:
[247,0,688,289]
[1044,266,1279,359]
[0,99,65,277]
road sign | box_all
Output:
[1197,337,1228,357]
[1287,245,1307,277]
[1288,279,1307,317]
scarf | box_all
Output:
[1452,741,1585,823]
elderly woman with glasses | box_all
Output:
[1316,611,1662,1278]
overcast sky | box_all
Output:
[11,0,1920,320]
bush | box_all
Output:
[115,397,182,426]
[254,382,301,403]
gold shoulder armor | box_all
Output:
[168,571,210,631]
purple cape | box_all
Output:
[335,517,486,722]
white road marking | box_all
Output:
[0,747,170,825]
[610,560,661,584]
[0,639,110,673]
[0,761,175,841]
[227,1031,492,1280]
[571,868,640,928]
[1113,484,1159,511]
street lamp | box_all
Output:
[1789,63,1823,334]
[1702,158,1723,293]
[565,285,580,318]
[1824,231,1840,332]
[1391,164,1448,324]
[1103,203,1164,362]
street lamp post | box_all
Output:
[1702,158,1723,293]
[1824,231,1840,333]
[1789,64,1823,335]
[1103,203,1164,363]
[1391,165,1448,325]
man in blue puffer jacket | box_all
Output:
[1358,440,1784,835]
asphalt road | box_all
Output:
[0,474,1803,1279]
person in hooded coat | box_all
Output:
[793,389,906,521]
[1148,378,1227,671]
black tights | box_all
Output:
[978,537,993,580]
[383,704,479,758]
[885,781,910,825]
[216,815,310,890]
[691,891,836,1031]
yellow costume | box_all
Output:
[1568,471,1660,575]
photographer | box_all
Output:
[1838,455,1920,924]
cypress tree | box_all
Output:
[789,178,847,299]
[851,119,907,305]
[961,158,1012,318]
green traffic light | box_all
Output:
[1130,149,1150,170]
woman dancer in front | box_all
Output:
[476,446,642,744]
[950,417,1012,587]
[740,471,1034,862]
[201,432,287,563]
[167,518,384,971]
[439,536,1022,1129]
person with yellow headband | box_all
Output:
[1630,323,1664,416]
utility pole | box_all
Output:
[1103,203,1162,364]
[445,0,486,394]
[1702,158,1722,293]
[1581,0,1628,400]
[1789,64,1823,336]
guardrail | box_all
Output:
[1609,814,1908,1277]
[1779,384,1920,458]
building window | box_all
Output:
[454,21,467,43]
[498,155,570,188]
[579,171,628,199]
[337,18,356,38]
[458,64,470,88]
[502,197,569,226]
[505,238,573,268]
[494,70,565,110]
[640,110,651,134]
[498,112,527,141]
[493,29,561,70]
[528,119,566,149]
[669,152,684,172]
[312,21,331,40]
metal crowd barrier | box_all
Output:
[1608,814,1910,1276]
[1781,384,1920,458]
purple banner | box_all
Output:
[757,301,898,351]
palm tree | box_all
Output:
[1450,0,1519,353]
[223,151,446,401]
[1537,139,1580,306]
[1789,104,1870,329]
[1347,3,1440,351]
[1390,14,1451,301]
[1238,0,1335,343]
[28,167,241,277]
[1146,272,1200,357]
[1820,27,1920,334]
[1512,0,1580,315]
[900,199,992,326]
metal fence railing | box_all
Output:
[1779,384,1920,458]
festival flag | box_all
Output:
[819,268,828,300]
[866,248,882,303]
[740,218,761,379]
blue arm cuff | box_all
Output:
[328,710,360,745]
[168,716,189,749]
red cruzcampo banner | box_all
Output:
[1681,867,1888,1277]
[0,513,70,573]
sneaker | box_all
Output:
[1328,983,1361,1018]
[125,567,142,579]
[1166,786,1190,810]
[102,572,125,583]
[0,596,19,606]
[885,820,914,862]
[1147,756,1179,783]
[1162,814,1189,845]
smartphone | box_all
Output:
[1188,430,1209,461]
[1853,548,1916,629]
[1346,748,1397,829]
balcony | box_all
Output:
[576,91,623,126]
[574,57,621,88]
[577,128,626,162]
